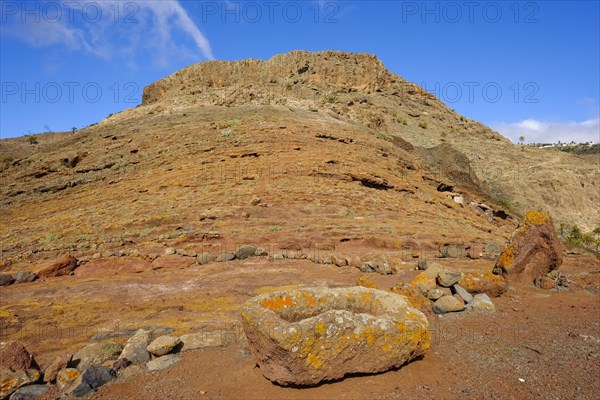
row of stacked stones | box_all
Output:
[0,329,228,399]
[407,261,499,314]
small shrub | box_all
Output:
[418,121,428,129]
[498,199,510,209]
[228,119,241,127]
[43,233,58,243]
[220,128,234,137]
[25,135,38,145]
[327,95,337,103]
[268,225,282,232]
[397,117,408,125]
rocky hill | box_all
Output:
[0,50,599,400]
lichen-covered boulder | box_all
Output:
[241,287,430,386]
[493,211,563,284]
[458,270,507,297]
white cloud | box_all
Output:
[491,118,600,144]
[2,0,213,67]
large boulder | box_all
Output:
[0,368,41,399]
[64,365,116,397]
[241,287,430,386]
[37,256,78,278]
[493,211,563,284]
[72,342,123,371]
[43,353,72,383]
[119,329,151,365]
[458,270,507,297]
[0,341,37,371]
[147,335,180,357]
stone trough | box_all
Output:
[241,287,430,386]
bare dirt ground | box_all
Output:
[2,252,598,400]
[1,52,599,400]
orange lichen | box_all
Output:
[261,295,293,311]
[299,292,318,307]
[388,284,429,310]
[496,245,515,267]
[356,276,377,288]
[523,210,550,226]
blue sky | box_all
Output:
[1,0,599,143]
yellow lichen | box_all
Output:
[356,276,377,288]
[496,245,515,267]
[261,295,293,311]
[299,292,318,307]
[523,210,550,226]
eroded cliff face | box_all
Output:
[137,50,598,231]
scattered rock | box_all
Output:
[452,196,464,204]
[388,284,430,311]
[470,293,496,313]
[0,274,14,286]
[43,353,72,383]
[432,295,465,314]
[437,270,464,287]
[56,368,81,389]
[439,244,467,258]
[534,275,556,290]
[146,354,182,372]
[176,248,197,257]
[147,335,181,357]
[197,252,217,265]
[452,284,473,303]
[241,287,430,386]
[235,245,256,260]
[13,272,36,284]
[65,365,116,397]
[330,254,348,267]
[254,247,269,257]
[483,241,503,259]
[8,384,48,400]
[426,287,451,301]
[72,342,123,371]
[164,247,176,256]
[360,261,377,273]
[0,369,41,399]
[458,270,507,297]
[410,272,437,294]
[119,329,151,365]
[180,332,223,352]
[216,252,236,262]
[250,197,261,206]
[241,211,250,219]
[37,255,78,278]
[0,341,37,371]
[493,211,563,284]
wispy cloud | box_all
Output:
[1,0,213,67]
[491,118,600,144]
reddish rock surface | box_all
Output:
[493,211,563,284]
[0,341,37,370]
[37,256,78,278]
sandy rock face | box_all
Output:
[493,211,563,284]
[37,256,78,278]
[241,287,430,386]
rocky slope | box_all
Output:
[0,50,599,400]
